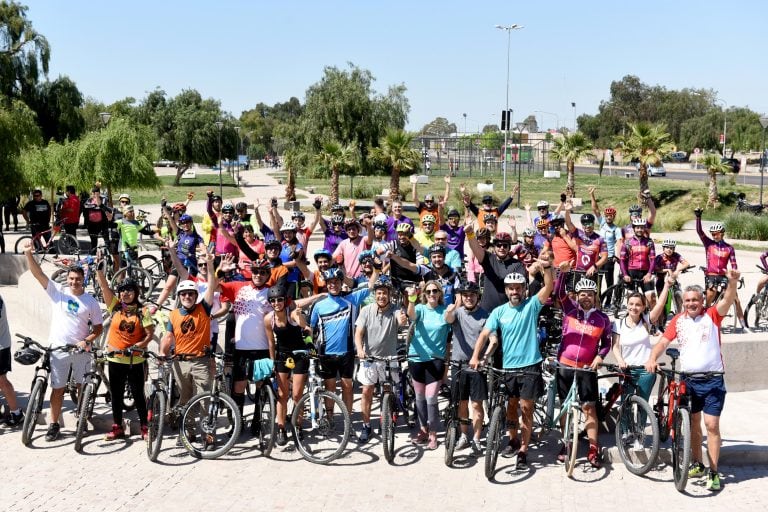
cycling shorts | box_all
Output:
[705,275,729,291]
[317,352,355,380]
[0,347,11,375]
[556,365,598,404]
[233,349,270,382]
[627,269,655,293]
[687,375,726,416]
[451,365,488,401]
[501,363,543,401]
[275,351,310,375]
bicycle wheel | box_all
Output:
[146,390,167,462]
[381,392,396,464]
[14,235,32,254]
[56,234,80,256]
[565,406,580,477]
[444,416,458,468]
[21,378,45,446]
[745,294,766,330]
[401,368,415,427]
[138,254,163,287]
[615,395,660,475]
[73,383,94,452]
[484,406,504,480]
[672,408,692,492]
[654,382,670,443]
[291,390,350,465]
[255,384,276,456]
[66,368,79,406]
[111,266,154,302]
[180,391,242,459]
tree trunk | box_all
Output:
[285,165,296,201]
[565,161,575,197]
[638,165,649,196]
[389,167,401,204]
[330,167,339,206]
[707,170,718,207]
[173,164,190,186]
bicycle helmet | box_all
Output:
[428,244,446,256]
[709,223,725,233]
[264,239,282,249]
[483,213,498,223]
[14,346,41,365]
[628,204,642,215]
[536,200,549,209]
[476,228,490,239]
[279,221,297,232]
[446,207,460,218]
[482,195,494,204]
[322,268,345,281]
[373,213,388,224]
[250,258,271,271]
[574,278,597,293]
[662,239,677,248]
[268,285,288,300]
[492,232,513,245]
[116,279,140,295]
[580,213,595,225]
[221,202,235,213]
[396,223,413,234]
[536,219,550,229]
[344,218,361,230]
[211,195,222,202]
[631,217,647,227]
[522,228,536,237]
[176,280,199,295]
[503,273,527,285]
[603,207,617,216]
[235,201,248,211]
[178,214,193,224]
[330,204,344,213]
[313,249,332,262]
[456,280,481,294]
[373,221,387,231]
[422,214,436,224]
[172,202,187,213]
[358,250,375,263]
[291,210,305,221]
[373,275,393,291]
[118,193,131,201]
[424,194,435,202]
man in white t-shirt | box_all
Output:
[645,269,739,493]
[0,293,24,427]
[24,242,103,442]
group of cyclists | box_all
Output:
[2,174,763,493]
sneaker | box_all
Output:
[455,433,470,451]
[4,410,24,427]
[204,434,216,451]
[140,425,149,440]
[427,434,438,450]
[411,430,429,445]
[502,437,521,457]
[275,427,288,447]
[632,438,644,452]
[104,424,125,441]
[358,425,372,444]
[470,439,483,457]
[688,461,706,478]
[516,451,528,469]
[45,422,61,442]
[588,445,602,469]
[706,470,721,491]
[557,443,568,463]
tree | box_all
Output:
[0,99,41,198]
[370,129,421,204]
[616,122,674,194]
[482,123,499,133]
[315,141,358,206]
[0,1,50,106]
[696,153,729,207]
[522,114,538,133]
[549,132,594,197]
[32,76,85,142]
[283,149,309,202]
[240,97,303,156]
[421,117,457,135]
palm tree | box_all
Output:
[549,132,594,197]
[696,152,730,207]
[370,129,421,204]
[316,141,357,206]
[616,122,675,194]
[282,149,303,202]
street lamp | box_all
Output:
[571,102,576,132]
[759,115,768,205]
[234,126,241,183]
[215,121,224,197]
[495,23,524,195]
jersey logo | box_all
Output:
[67,300,80,315]
[181,316,196,334]
[119,319,136,334]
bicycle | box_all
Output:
[110,248,155,301]
[598,363,660,476]
[600,276,647,319]
[14,334,78,446]
[143,350,190,462]
[364,354,408,464]
[73,348,111,452]
[657,268,690,330]
[745,265,768,330]
[50,254,106,302]
[443,360,473,467]
[178,351,241,459]
[653,347,723,492]
[248,357,277,457]
[14,219,80,260]
[289,349,351,465]
[702,267,745,330]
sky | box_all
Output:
[20,0,768,133]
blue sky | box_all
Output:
[22,0,768,132]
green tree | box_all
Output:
[32,76,85,142]
[316,141,358,206]
[283,149,309,202]
[370,129,421,204]
[0,1,50,106]
[421,116,457,135]
[0,99,41,197]
[549,132,594,197]
[695,152,730,207]
[616,122,674,193]
[240,97,303,156]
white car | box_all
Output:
[648,164,666,177]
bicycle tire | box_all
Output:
[50,269,68,285]
[401,368,416,427]
[111,266,154,302]
[21,378,45,446]
[14,235,32,255]
[745,294,766,329]
[291,390,350,465]
[484,406,504,480]
[138,254,163,287]
[381,392,396,464]
[67,369,79,406]
[655,380,670,443]
[615,395,660,475]
[180,391,242,459]
[256,384,276,456]
[56,234,80,256]
[444,417,458,468]
[146,390,167,462]
[673,408,692,492]
[74,383,94,452]
[565,406,580,477]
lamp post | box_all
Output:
[759,115,768,205]
[215,121,224,197]
[234,126,241,183]
[495,23,524,193]
[571,102,576,132]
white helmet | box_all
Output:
[118,193,130,201]
[574,279,597,293]
[522,228,536,237]
[631,217,647,227]
[373,213,388,224]
[280,221,297,232]
[503,273,527,285]
[709,222,725,233]
[177,280,198,295]
[662,239,677,248]
[536,200,549,208]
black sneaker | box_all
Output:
[358,425,372,444]
[276,427,288,446]
[45,422,61,442]
[516,451,528,469]
[5,410,24,427]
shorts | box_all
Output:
[232,349,270,381]
[0,347,11,375]
[627,269,655,293]
[686,375,726,416]
[501,363,544,401]
[451,364,487,401]
[410,359,445,385]
[357,359,400,386]
[50,349,90,389]
[557,365,598,404]
[317,352,355,380]
[705,275,728,291]
[275,351,310,375]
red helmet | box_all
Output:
[172,202,187,213]
[492,232,513,245]
[603,207,616,216]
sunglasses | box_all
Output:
[495,243,511,249]
[582,223,594,227]
[268,297,285,304]
[538,208,548,211]
[435,238,447,242]
[425,289,440,295]
[119,200,129,203]
[178,291,197,297]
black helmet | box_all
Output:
[428,244,446,256]
[116,279,140,295]
[322,268,345,281]
[268,285,288,299]
[14,347,41,366]
[456,280,480,294]
[235,201,248,211]
[373,276,393,291]
[580,213,595,225]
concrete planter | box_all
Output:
[543,171,561,178]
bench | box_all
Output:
[624,171,635,178]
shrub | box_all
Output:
[723,212,768,240]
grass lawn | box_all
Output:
[121,174,244,205]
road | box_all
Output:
[572,165,767,188]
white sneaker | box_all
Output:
[632,439,644,451]
[470,439,483,457]
[455,433,470,451]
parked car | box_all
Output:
[648,163,666,177]
[665,151,688,163]
[722,157,741,173]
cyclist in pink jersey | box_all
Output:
[621,197,656,242]
[653,239,691,296]
[620,218,656,306]
[756,250,768,296]
[554,261,612,468]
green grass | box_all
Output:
[121,174,244,205]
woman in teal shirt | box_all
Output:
[406,280,450,450]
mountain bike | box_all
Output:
[600,277,646,319]
[110,249,155,302]
[745,265,768,330]
[443,360,472,467]
[653,347,723,492]
[179,351,241,459]
[14,219,80,260]
[364,354,408,464]
[14,334,78,446]
[74,348,112,452]
[249,357,277,457]
[142,350,189,462]
[289,349,351,465]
